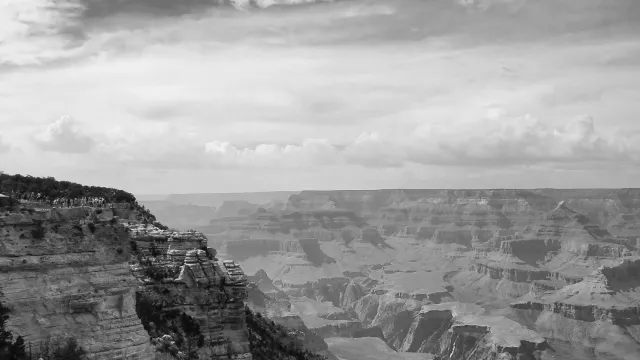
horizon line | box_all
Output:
[135,187,640,196]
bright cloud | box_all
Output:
[196,116,638,169]
[409,115,638,167]
[33,116,95,153]
[204,138,341,168]
[72,114,637,171]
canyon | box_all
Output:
[0,186,318,360]
[2,186,639,359]
[0,206,154,359]
[141,189,640,360]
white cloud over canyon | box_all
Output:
[1,0,640,193]
[33,116,95,154]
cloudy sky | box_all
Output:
[1,0,640,194]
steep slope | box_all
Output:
[128,224,253,359]
[451,201,638,309]
[244,306,328,360]
[511,259,640,360]
[244,274,337,360]
[0,206,154,360]
[0,174,337,360]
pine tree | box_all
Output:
[8,336,25,360]
[0,302,14,351]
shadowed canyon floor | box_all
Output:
[145,189,640,360]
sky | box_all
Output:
[1,0,640,194]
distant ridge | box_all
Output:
[137,188,640,206]
[139,191,297,207]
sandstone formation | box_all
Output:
[244,271,338,360]
[0,175,341,360]
[0,206,154,360]
[510,258,640,360]
[128,224,252,359]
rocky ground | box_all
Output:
[160,189,640,360]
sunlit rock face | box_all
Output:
[510,259,640,360]
[0,207,154,360]
[129,225,253,360]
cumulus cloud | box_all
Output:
[101,115,631,171]
[343,116,637,168]
[340,3,397,18]
[408,115,636,167]
[193,115,639,170]
[456,0,527,12]
[33,116,95,153]
[204,138,341,168]
[342,132,406,168]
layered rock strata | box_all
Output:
[0,207,154,360]
[129,224,253,359]
[352,297,551,360]
[510,258,640,360]
[244,272,338,360]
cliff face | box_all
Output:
[510,259,640,360]
[349,296,551,360]
[0,204,258,360]
[434,316,550,360]
[128,224,252,359]
[0,207,154,360]
[244,271,339,360]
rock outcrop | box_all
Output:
[510,258,640,360]
[433,315,550,360]
[0,207,154,360]
[244,272,338,360]
[128,224,253,359]
[353,298,551,360]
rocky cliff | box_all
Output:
[128,224,253,359]
[0,206,154,360]
[244,272,338,360]
[350,296,552,360]
[510,259,640,360]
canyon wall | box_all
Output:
[0,207,153,360]
[128,225,253,359]
[509,259,640,360]
[286,189,640,227]
[0,205,258,360]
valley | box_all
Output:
[146,189,640,360]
